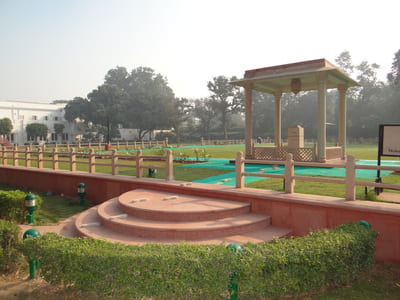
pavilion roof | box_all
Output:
[231,58,360,94]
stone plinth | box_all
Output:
[288,125,304,148]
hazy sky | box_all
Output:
[0,0,399,103]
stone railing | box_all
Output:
[1,146,173,180]
[235,151,400,200]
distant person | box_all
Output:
[257,136,262,144]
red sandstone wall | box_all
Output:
[0,166,399,263]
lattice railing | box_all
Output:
[253,147,315,161]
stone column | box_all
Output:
[317,74,327,162]
[244,82,253,159]
[274,92,282,147]
[338,84,348,160]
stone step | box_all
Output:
[97,198,270,240]
[118,188,251,221]
[76,205,292,245]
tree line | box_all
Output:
[61,49,400,143]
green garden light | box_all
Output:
[77,183,86,205]
[24,193,37,225]
[226,243,243,300]
[23,228,41,279]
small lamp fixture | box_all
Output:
[24,193,37,225]
[290,78,302,95]
[23,229,41,279]
[77,183,86,205]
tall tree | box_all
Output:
[193,98,216,139]
[171,98,193,143]
[64,97,90,122]
[387,49,400,87]
[123,67,176,140]
[0,118,13,138]
[53,123,65,140]
[207,76,244,139]
[87,84,128,143]
[26,123,48,141]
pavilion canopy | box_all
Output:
[231,58,360,94]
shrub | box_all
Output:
[239,222,377,298]
[21,222,377,298]
[22,234,240,298]
[0,190,43,223]
[0,219,21,272]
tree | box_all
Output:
[54,123,65,141]
[87,84,127,143]
[121,67,176,140]
[193,98,216,139]
[335,50,354,75]
[26,123,48,141]
[66,67,178,141]
[207,76,244,139]
[385,49,400,122]
[387,49,400,87]
[64,97,90,123]
[0,118,13,138]
[171,98,193,143]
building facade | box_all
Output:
[0,100,79,145]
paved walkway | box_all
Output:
[19,213,81,238]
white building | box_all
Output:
[0,100,79,145]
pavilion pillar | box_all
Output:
[274,92,282,147]
[338,84,348,160]
[244,82,253,159]
[317,74,327,162]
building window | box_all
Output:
[32,115,37,120]
[51,133,56,141]
[54,116,58,121]
[62,133,68,141]
[45,116,48,120]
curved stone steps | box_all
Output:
[118,188,251,221]
[76,204,291,245]
[98,198,269,240]
[75,189,292,245]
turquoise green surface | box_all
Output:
[181,159,399,185]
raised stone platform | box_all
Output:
[75,189,292,245]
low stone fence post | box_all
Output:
[13,145,18,167]
[112,149,118,175]
[25,146,31,167]
[136,150,143,178]
[89,148,95,173]
[70,148,76,172]
[235,152,244,188]
[166,150,173,181]
[53,148,58,170]
[346,155,356,201]
[37,147,43,169]
[285,153,295,193]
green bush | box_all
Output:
[21,222,377,298]
[22,234,239,298]
[239,222,377,298]
[0,190,43,223]
[0,219,21,272]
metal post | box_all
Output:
[226,243,242,300]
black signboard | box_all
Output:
[376,124,400,194]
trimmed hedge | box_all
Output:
[0,190,43,223]
[22,235,239,299]
[0,219,21,272]
[21,222,377,298]
[239,222,377,298]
